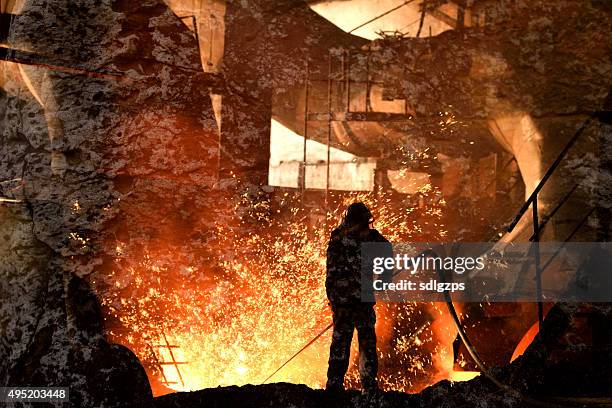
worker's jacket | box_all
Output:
[325,226,392,307]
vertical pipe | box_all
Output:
[326,51,332,211]
[532,200,544,328]
[302,61,310,191]
[192,16,200,52]
[345,49,351,113]
[416,0,427,38]
[340,51,344,116]
[365,51,371,113]
[208,14,215,69]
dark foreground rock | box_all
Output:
[151,383,413,408]
[144,379,610,408]
[145,379,519,408]
[139,303,612,408]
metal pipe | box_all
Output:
[262,321,332,384]
[529,183,579,241]
[345,49,350,113]
[326,51,332,208]
[532,201,544,328]
[537,206,596,280]
[365,51,371,113]
[302,61,310,191]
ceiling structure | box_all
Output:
[310,0,460,40]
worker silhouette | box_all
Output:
[325,202,391,394]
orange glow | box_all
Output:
[425,302,481,385]
[96,186,474,395]
[448,370,480,382]
[510,321,539,363]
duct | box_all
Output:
[271,44,504,175]
[488,113,546,245]
[218,0,367,187]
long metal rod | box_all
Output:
[348,0,417,34]
[539,207,596,276]
[262,321,333,384]
[416,0,428,38]
[209,15,215,65]
[302,62,310,191]
[438,273,559,408]
[0,178,22,185]
[325,51,332,208]
[365,52,371,113]
[532,201,544,328]
[345,50,351,113]
[529,183,579,241]
[508,114,596,232]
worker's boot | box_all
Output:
[325,379,345,394]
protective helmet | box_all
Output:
[344,202,373,226]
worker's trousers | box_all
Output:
[326,303,378,390]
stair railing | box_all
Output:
[506,113,599,327]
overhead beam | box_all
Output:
[427,7,457,29]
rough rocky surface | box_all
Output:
[2,0,218,406]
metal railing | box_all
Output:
[506,113,599,328]
[152,330,187,388]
